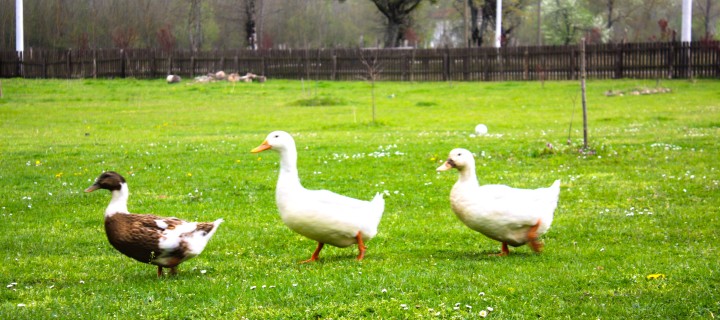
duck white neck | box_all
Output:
[105,183,130,217]
[457,164,480,185]
[276,145,304,191]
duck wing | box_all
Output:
[105,213,216,263]
[278,188,383,246]
[310,189,374,209]
[104,213,175,262]
[476,184,557,226]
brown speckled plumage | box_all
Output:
[104,213,181,266]
[86,171,223,277]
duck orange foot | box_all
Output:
[300,242,324,263]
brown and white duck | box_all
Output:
[85,171,223,277]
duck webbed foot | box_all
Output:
[491,242,510,257]
[300,242,324,263]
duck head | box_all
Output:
[436,148,475,172]
[251,131,296,154]
[85,171,126,193]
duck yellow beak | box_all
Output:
[251,140,271,153]
[436,161,453,172]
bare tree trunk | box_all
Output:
[244,0,257,49]
[606,0,615,29]
[358,49,382,124]
[54,0,66,48]
[477,5,490,46]
[384,22,401,47]
[257,0,265,49]
[463,0,469,47]
[371,0,422,48]
[188,0,203,51]
[468,0,481,46]
[90,0,98,48]
[701,0,715,38]
[537,0,542,46]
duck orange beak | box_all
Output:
[84,184,100,193]
[436,162,452,171]
[251,140,271,153]
[436,160,454,171]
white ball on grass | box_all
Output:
[474,124,488,135]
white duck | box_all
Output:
[85,171,223,277]
[437,148,560,256]
[251,131,385,262]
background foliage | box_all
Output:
[1,0,718,50]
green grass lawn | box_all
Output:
[1,77,718,319]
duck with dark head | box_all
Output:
[85,171,223,277]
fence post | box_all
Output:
[1,53,6,77]
[715,41,720,78]
[120,49,126,78]
[523,48,529,80]
[190,55,195,78]
[331,50,337,81]
[463,49,469,81]
[686,42,693,79]
[17,51,22,78]
[3,52,9,77]
[615,42,624,79]
[443,47,450,81]
[668,42,675,79]
[167,53,172,76]
[262,56,267,77]
[402,50,408,81]
[234,52,238,73]
[497,47,504,81]
[566,46,578,80]
[66,49,72,79]
[43,51,48,78]
[482,49,488,81]
[219,54,225,73]
[92,49,97,79]
[410,49,416,81]
[150,49,156,78]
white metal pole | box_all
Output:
[16,0,24,52]
[681,0,692,42]
[495,0,502,48]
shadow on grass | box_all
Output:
[294,96,346,107]
[320,120,389,130]
[412,247,544,261]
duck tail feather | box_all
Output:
[551,179,561,192]
[205,218,224,238]
[370,193,385,224]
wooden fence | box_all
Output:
[1,41,719,81]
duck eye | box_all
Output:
[457,153,462,156]
[274,135,279,138]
